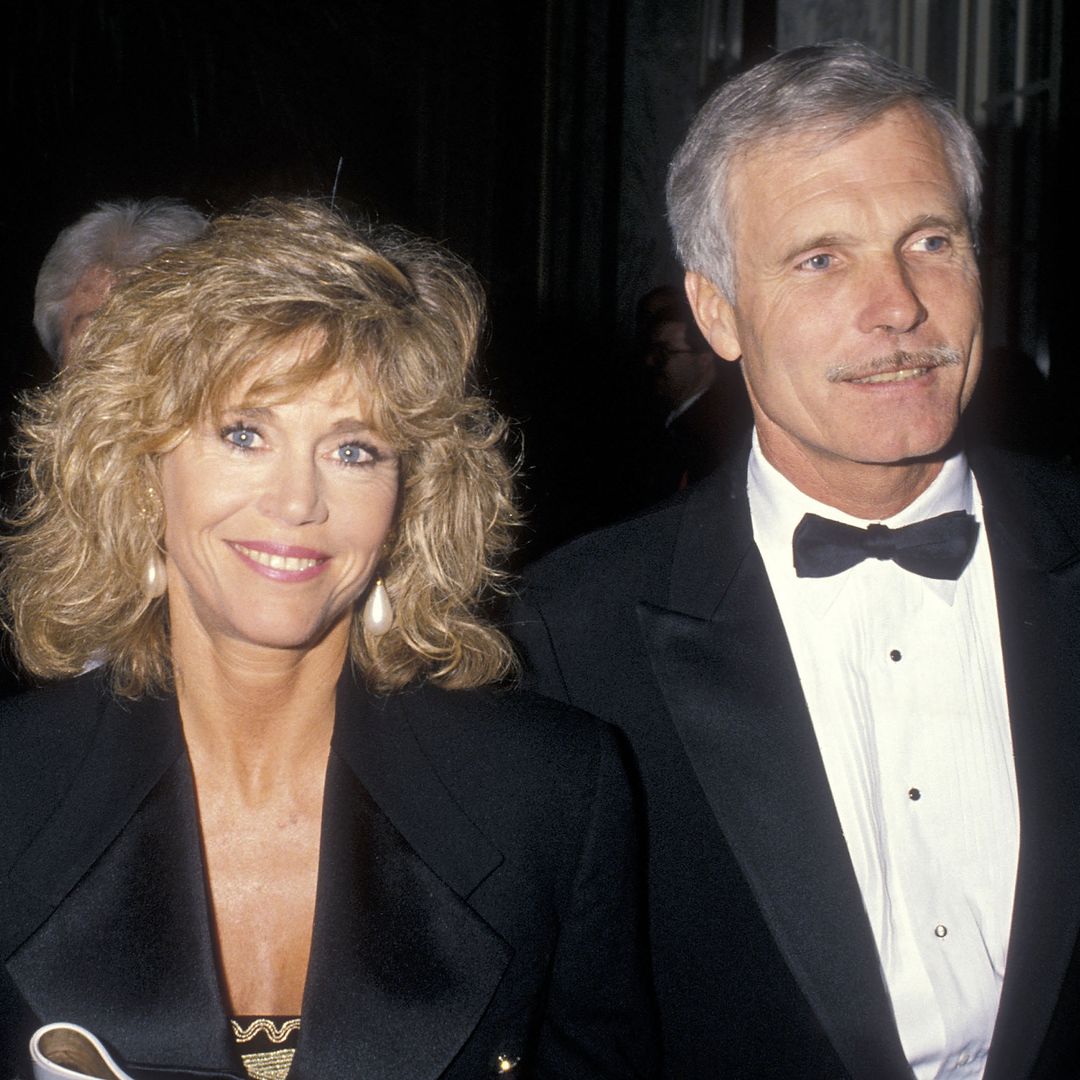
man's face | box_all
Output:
[687,106,982,499]
[643,320,714,409]
[59,263,114,364]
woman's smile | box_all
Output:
[228,540,330,580]
[159,346,400,655]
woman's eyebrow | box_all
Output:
[228,404,275,421]
[326,416,371,434]
[227,404,372,434]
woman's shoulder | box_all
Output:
[0,672,109,765]
[0,673,114,860]
[399,680,620,767]
[387,681,632,835]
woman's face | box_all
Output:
[159,344,399,658]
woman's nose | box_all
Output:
[256,456,328,526]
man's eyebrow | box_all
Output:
[778,233,856,266]
[903,213,968,236]
[777,214,969,267]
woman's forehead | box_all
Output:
[232,364,364,408]
[219,334,370,412]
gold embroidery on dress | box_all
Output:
[239,1047,296,1080]
[231,1017,301,1043]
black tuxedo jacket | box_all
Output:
[512,446,1080,1079]
[0,670,656,1079]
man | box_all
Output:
[512,42,1080,1079]
[637,284,750,493]
[34,198,207,366]
[639,285,717,437]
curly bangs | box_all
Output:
[1,199,519,697]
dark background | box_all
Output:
[3,0,1073,556]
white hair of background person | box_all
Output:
[33,197,208,365]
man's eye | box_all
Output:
[798,253,833,271]
[913,234,950,253]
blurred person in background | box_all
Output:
[34,197,208,367]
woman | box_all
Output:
[0,201,654,1079]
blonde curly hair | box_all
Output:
[2,199,519,696]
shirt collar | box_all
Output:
[747,431,977,613]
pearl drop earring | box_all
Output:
[363,577,393,635]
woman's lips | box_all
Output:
[228,540,330,581]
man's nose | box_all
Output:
[257,455,328,526]
[643,343,668,369]
[857,257,928,336]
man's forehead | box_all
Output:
[726,106,965,237]
[761,107,942,170]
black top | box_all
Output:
[0,670,657,1079]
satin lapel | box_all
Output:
[666,443,756,618]
[977,458,1080,1080]
[4,692,235,1073]
[639,461,912,1080]
[293,676,510,1080]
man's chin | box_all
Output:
[888,425,966,468]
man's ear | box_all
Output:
[684,271,742,362]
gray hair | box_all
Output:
[34,198,208,363]
[666,41,983,298]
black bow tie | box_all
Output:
[792,510,979,580]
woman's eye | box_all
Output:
[221,424,260,450]
[334,441,375,466]
[798,253,833,271]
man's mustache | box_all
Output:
[826,345,963,383]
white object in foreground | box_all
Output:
[29,1023,135,1080]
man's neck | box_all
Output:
[756,432,950,521]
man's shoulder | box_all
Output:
[973,445,1080,540]
[523,495,688,597]
[522,452,751,602]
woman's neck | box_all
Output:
[171,618,346,800]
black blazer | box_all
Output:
[511,445,1080,1080]
[0,670,656,1079]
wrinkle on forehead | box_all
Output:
[726,106,967,279]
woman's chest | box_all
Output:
[200,805,323,1016]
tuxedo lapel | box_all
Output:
[293,675,510,1080]
[976,456,1080,1080]
[5,676,512,1080]
[4,691,235,1073]
[638,461,912,1080]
